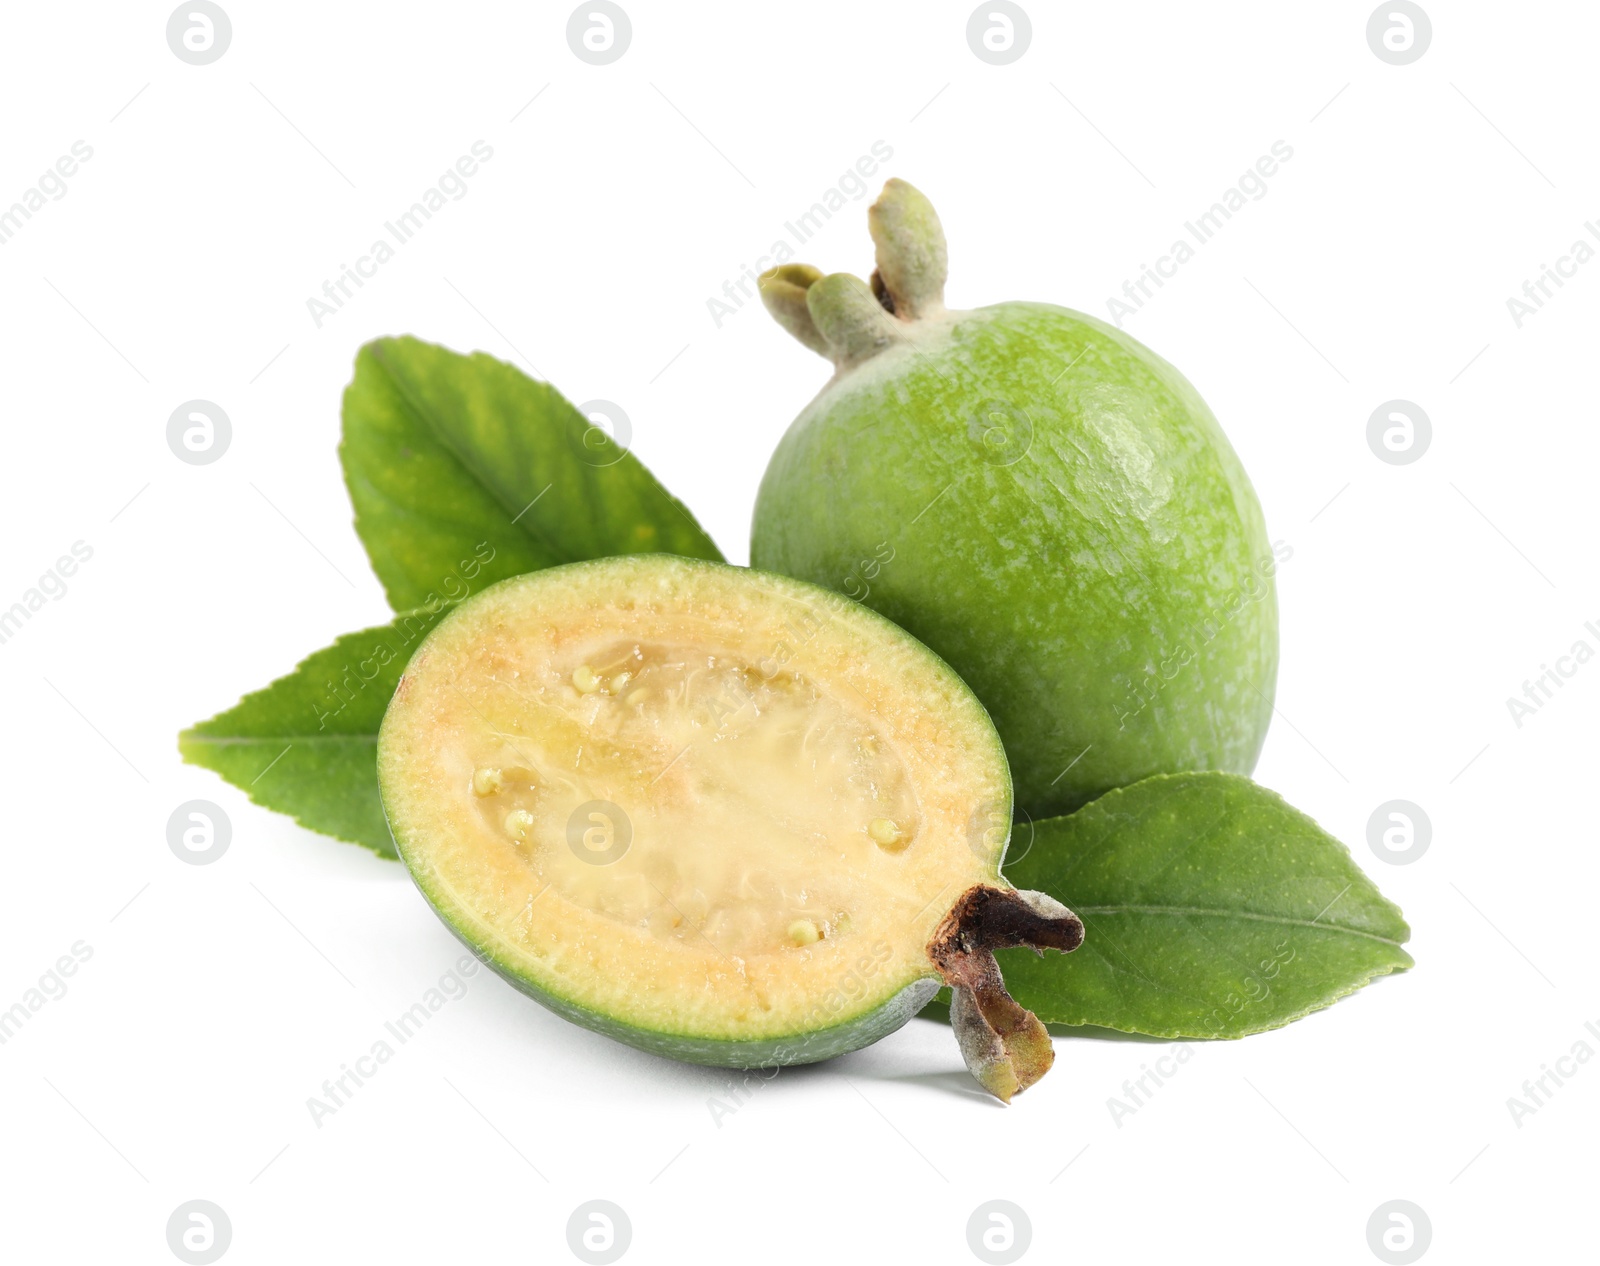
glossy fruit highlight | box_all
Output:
[751,180,1279,818]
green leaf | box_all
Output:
[340,336,724,612]
[178,609,447,858]
[932,772,1413,1038]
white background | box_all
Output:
[1,2,1594,1262]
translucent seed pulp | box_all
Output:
[868,817,904,848]
[462,641,923,958]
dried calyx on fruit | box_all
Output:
[928,885,1084,1100]
[753,179,1278,823]
[377,554,1083,1101]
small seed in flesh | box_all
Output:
[503,809,535,840]
[608,671,633,694]
[868,818,903,848]
[787,919,821,946]
[472,767,505,797]
[625,688,649,706]
[571,665,602,694]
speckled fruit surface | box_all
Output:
[751,181,1279,818]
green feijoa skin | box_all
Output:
[378,555,1083,1101]
[752,180,1278,820]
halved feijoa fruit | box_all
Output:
[378,555,1082,1100]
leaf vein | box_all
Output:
[1073,904,1407,948]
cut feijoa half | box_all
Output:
[378,555,1083,1100]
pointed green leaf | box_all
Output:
[178,609,447,858]
[930,772,1413,1038]
[340,336,724,612]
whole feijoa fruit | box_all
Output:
[378,554,1082,1101]
[751,179,1279,818]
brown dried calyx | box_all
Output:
[928,885,1085,1103]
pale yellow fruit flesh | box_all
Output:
[379,557,1008,1048]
